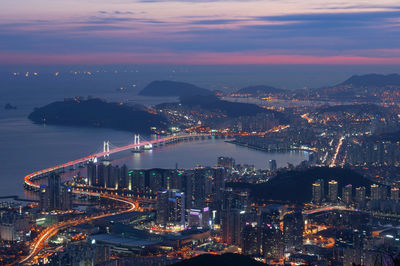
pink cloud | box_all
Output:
[1,51,400,65]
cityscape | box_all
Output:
[2,0,400,266]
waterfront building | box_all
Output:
[342,184,353,205]
[268,159,277,171]
[328,180,338,203]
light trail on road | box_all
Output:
[330,136,344,167]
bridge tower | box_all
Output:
[103,140,110,158]
[132,134,142,153]
[134,134,140,150]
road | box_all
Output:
[19,133,210,264]
[24,133,210,190]
[18,191,138,265]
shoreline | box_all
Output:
[226,140,313,153]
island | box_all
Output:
[139,80,214,97]
[28,98,169,134]
[4,103,17,110]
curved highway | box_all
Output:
[24,134,210,190]
[18,192,138,265]
[19,134,210,265]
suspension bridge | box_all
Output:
[19,133,213,264]
[24,133,212,190]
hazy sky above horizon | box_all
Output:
[1,0,400,65]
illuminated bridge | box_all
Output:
[19,133,211,264]
[24,133,212,190]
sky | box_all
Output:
[1,0,400,65]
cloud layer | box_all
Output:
[0,0,400,64]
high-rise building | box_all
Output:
[371,184,381,200]
[355,186,366,208]
[262,222,283,260]
[328,180,338,203]
[342,184,353,205]
[312,180,324,204]
[87,161,97,186]
[167,190,185,226]
[48,173,61,210]
[268,160,277,171]
[217,157,235,169]
[118,165,129,189]
[223,188,249,211]
[156,189,185,226]
[221,209,242,245]
[130,170,145,192]
[188,207,210,229]
[193,165,207,208]
[97,163,107,188]
[61,185,73,210]
[39,185,49,212]
[156,190,169,226]
[149,169,162,193]
[212,166,225,223]
[283,211,303,252]
[391,187,399,202]
[258,205,285,260]
[40,173,69,211]
[212,166,225,200]
[241,223,258,255]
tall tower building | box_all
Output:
[355,186,366,208]
[328,180,338,203]
[371,184,381,200]
[167,190,185,226]
[283,211,303,252]
[212,165,225,220]
[39,185,49,212]
[312,180,323,204]
[61,185,73,210]
[156,189,185,226]
[342,184,353,205]
[87,161,97,186]
[48,173,61,210]
[217,157,235,169]
[221,209,242,245]
[268,160,277,171]
[391,187,399,202]
[156,190,169,226]
[193,165,206,208]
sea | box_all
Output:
[5,64,390,198]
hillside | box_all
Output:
[235,85,285,96]
[172,253,265,266]
[178,95,274,118]
[139,80,213,97]
[228,167,372,203]
[28,98,168,134]
[339,73,400,87]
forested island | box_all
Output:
[28,98,169,134]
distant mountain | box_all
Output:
[139,80,214,97]
[172,253,265,266]
[339,73,400,87]
[28,98,168,134]
[228,167,372,203]
[235,85,285,96]
[178,95,279,118]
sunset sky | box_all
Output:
[1,0,400,65]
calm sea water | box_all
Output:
[0,116,308,198]
[0,67,313,198]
